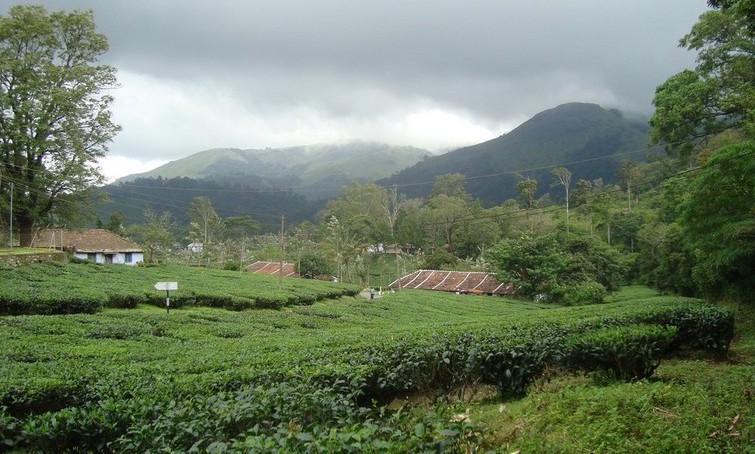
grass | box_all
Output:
[0,247,51,255]
[468,296,755,453]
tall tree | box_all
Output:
[516,176,537,209]
[681,141,754,300]
[649,0,755,160]
[322,182,391,244]
[222,215,260,241]
[516,175,538,229]
[615,161,641,211]
[422,194,470,251]
[649,0,755,301]
[429,173,470,200]
[551,167,572,231]
[220,215,260,270]
[187,196,221,244]
[0,6,120,245]
[126,209,175,264]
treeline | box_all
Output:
[97,0,753,304]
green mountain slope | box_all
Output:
[100,103,655,229]
[119,141,432,200]
[381,103,656,205]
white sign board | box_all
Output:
[154,281,178,291]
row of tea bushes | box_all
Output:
[0,295,734,451]
[0,262,360,315]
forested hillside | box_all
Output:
[119,141,432,200]
[99,104,656,229]
[381,103,656,205]
[98,177,318,230]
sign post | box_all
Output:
[154,282,178,314]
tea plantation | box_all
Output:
[0,263,739,452]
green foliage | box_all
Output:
[565,324,677,380]
[422,192,472,251]
[0,289,734,451]
[221,215,260,240]
[650,1,755,159]
[489,358,753,453]
[0,262,360,315]
[556,280,607,306]
[125,208,175,264]
[187,196,221,244]
[321,182,394,244]
[297,252,332,278]
[421,249,459,270]
[682,141,755,301]
[487,229,627,303]
[486,231,564,298]
[0,5,120,244]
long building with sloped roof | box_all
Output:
[389,270,513,295]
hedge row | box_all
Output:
[0,262,361,315]
[0,297,735,452]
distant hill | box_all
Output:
[99,103,656,230]
[119,141,433,201]
[381,103,656,205]
[98,176,317,232]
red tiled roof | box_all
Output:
[32,229,142,253]
[389,269,514,295]
[247,261,297,277]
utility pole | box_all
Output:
[395,248,402,290]
[278,214,285,290]
[9,182,13,249]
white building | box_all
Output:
[33,228,144,265]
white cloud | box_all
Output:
[105,71,519,179]
[98,154,168,182]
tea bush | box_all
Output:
[565,324,677,380]
[0,262,360,315]
[0,289,735,452]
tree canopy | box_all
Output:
[681,140,755,299]
[650,0,755,159]
[0,5,120,245]
[648,0,755,301]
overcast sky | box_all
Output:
[2,0,709,180]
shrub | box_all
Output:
[297,253,331,279]
[557,280,607,306]
[565,324,677,380]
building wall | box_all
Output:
[73,252,144,265]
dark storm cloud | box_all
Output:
[1,0,708,176]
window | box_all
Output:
[125,252,133,263]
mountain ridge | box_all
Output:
[117,141,434,199]
[380,102,655,204]
[99,103,656,228]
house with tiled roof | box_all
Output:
[32,229,144,265]
[389,269,514,296]
[247,261,297,277]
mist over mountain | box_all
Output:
[99,103,656,229]
[118,141,433,200]
[381,103,656,205]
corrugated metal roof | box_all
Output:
[389,269,514,295]
[247,261,297,277]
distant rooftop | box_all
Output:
[247,261,297,277]
[389,269,513,295]
[32,228,142,253]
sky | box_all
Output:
[2,0,709,181]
